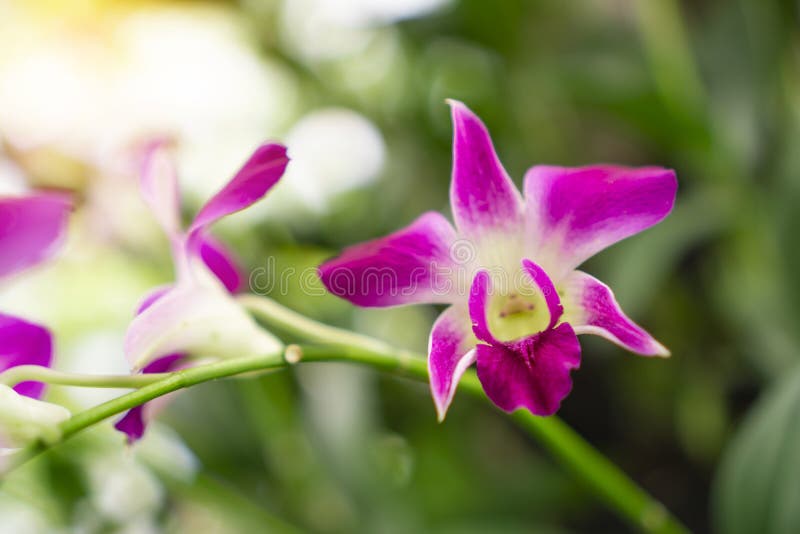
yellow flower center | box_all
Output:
[486,289,551,343]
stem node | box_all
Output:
[284,344,302,364]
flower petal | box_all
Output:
[0,313,53,399]
[468,270,496,344]
[0,193,71,279]
[561,270,669,357]
[476,323,580,415]
[0,384,70,448]
[189,143,289,235]
[448,100,524,239]
[114,354,186,443]
[524,165,677,279]
[521,259,563,330]
[319,212,460,307]
[428,305,477,421]
[138,140,181,238]
[113,405,147,443]
[136,284,174,314]
[197,234,244,293]
[124,282,282,370]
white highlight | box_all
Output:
[281,108,386,212]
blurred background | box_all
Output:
[1,0,798,532]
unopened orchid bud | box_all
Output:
[0,385,70,448]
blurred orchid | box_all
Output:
[320,100,677,420]
[116,142,289,442]
[0,193,72,447]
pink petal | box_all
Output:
[189,143,289,235]
[114,353,186,443]
[476,323,581,415]
[136,284,174,314]
[113,405,147,443]
[0,313,53,399]
[468,269,497,344]
[448,100,524,239]
[137,141,252,292]
[428,305,477,421]
[561,270,669,356]
[524,165,677,279]
[319,212,460,307]
[521,259,563,330]
[138,140,182,238]
[0,193,71,279]
[124,282,281,370]
[198,234,244,293]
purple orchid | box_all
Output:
[319,100,677,420]
[116,141,289,442]
[0,193,72,446]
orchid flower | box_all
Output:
[116,142,289,442]
[0,193,72,447]
[319,100,677,420]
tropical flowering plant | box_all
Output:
[320,100,677,419]
[0,103,686,533]
[116,140,288,441]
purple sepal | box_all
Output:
[0,313,54,399]
[0,193,72,279]
[319,212,459,307]
[189,143,289,236]
[198,235,244,293]
[448,100,523,238]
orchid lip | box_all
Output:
[469,259,564,345]
[485,287,551,343]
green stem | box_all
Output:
[4,351,286,471]
[6,296,690,533]
[236,294,393,353]
[0,366,170,389]
[510,411,674,533]
[241,297,689,534]
[295,346,686,534]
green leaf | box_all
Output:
[714,365,800,534]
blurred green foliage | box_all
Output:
[715,366,800,534]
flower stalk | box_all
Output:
[5,350,287,471]
[243,296,688,534]
[3,296,689,533]
[0,366,171,389]
[236,294,396,354]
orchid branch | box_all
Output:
[240,296,689,534]
[0,366,170,389]
[236,294,397,354]
[5,351,287,471]
[3,297,689,533]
